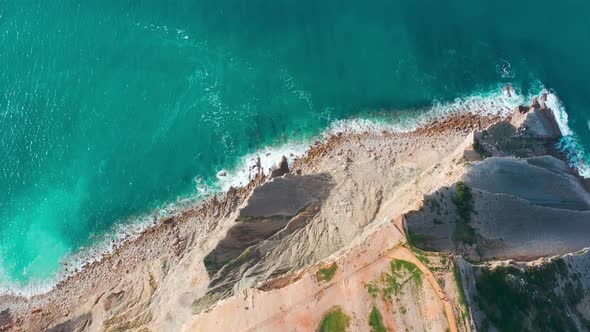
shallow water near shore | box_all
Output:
[1,0,590,294]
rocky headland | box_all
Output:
[2,90,590,332]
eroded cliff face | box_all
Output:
[405,155,590,261]
[186,114,490,331]
[196,173,335,312]
[406,97,590,331]
[459,251,590,332]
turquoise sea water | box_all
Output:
[1,1,589,292]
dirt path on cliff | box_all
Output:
[244,249,395,332]
[393,218,459,332]
[387,245,459,332]
[244,241,458,332]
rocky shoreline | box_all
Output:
[2,90,590,332]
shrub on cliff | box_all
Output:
[317,263,338,283]
[452,182,476,245]
[319,306,350,332]
[368,306,387,332]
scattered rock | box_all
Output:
[516,105,529,114]
[160,216,175,225]
[540,92,548,109]
[503,84,512,97]
[530,96,540,111]
[0,309,12,330]
[279,156,289,173]
[45,313,92,332]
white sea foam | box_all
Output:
[216,84,529,194]
[545,93,573,136]
[2,84,587,297]
[545,92,590,178]
[215,141,311,192]
[328,84,524,135]
[0,206,171,297]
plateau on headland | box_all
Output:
[2,89,590,332]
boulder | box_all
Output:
[540,92,548,110]
[530,96,540,111]
[405,156,590,261]
[200,173,333,306]
[269,156,290,178]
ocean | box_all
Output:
[1,0,589,294]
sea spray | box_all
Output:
[545,93,590,178]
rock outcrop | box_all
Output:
[405,157,590,261]
[460,250,590,331]
[269,155,290,178]
[196,173,334,312]
[404,95,590,331]
[473,98,562,159]
[407,99,590,258]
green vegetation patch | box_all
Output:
[413,249,431,265]
[317,262,338,283]
[452,262,467,309]
[391,259,423,285]
[408,242,449,273]
[367,282,380,299]
[409,244,429,258]
[426,196,443,215]
[234,246,253,262]
[452,182,477,245]
[406,228,435,250]
[365,259,423,301]
[368,306,388,332]
[319,306,350,332]
[203,253,216,275]
[475,258,585,332]
[473,139,491,158]
[204,245,260,278]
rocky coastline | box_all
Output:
[2,89,590,332]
